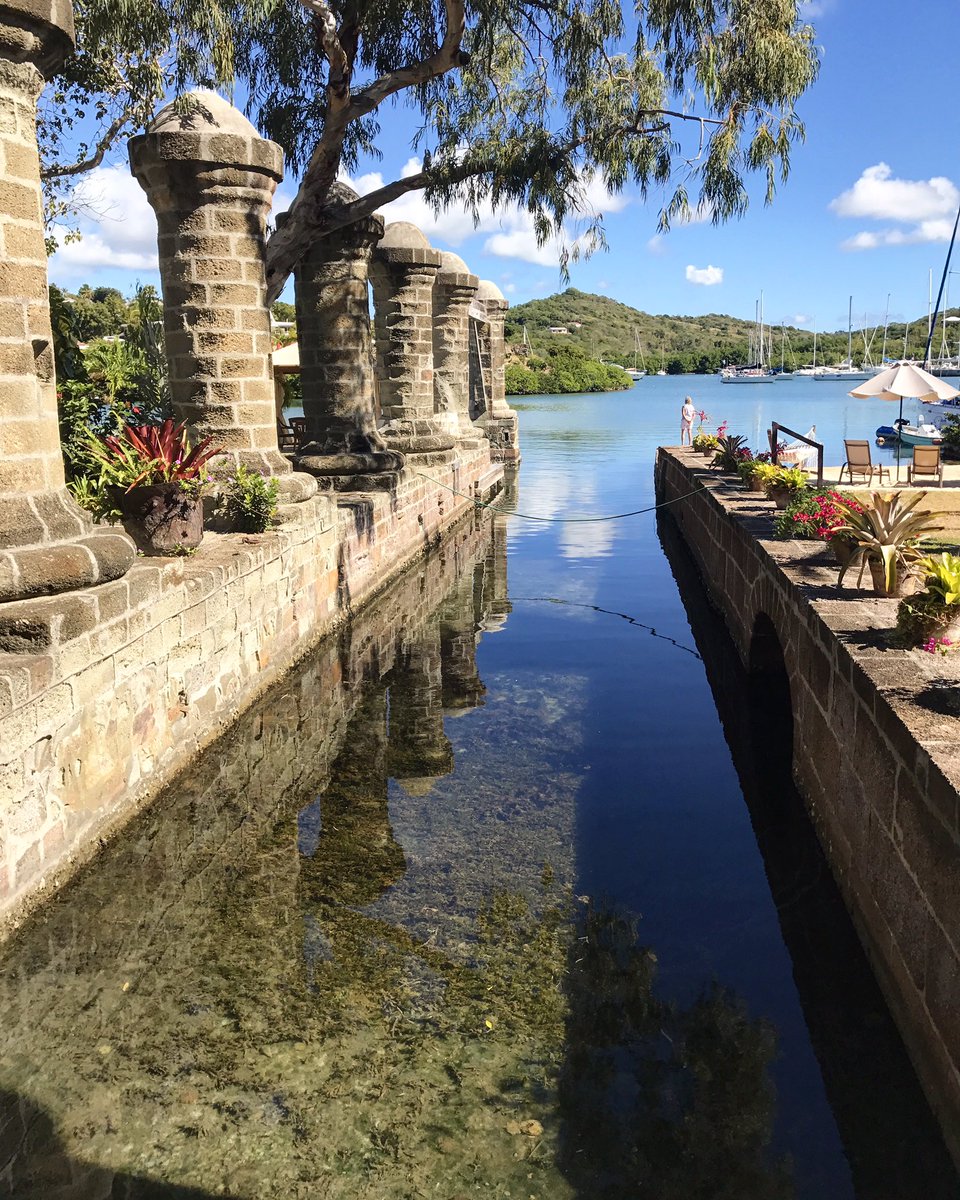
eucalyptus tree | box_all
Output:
[40,0,819,299]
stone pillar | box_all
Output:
[0,0,135,604]
[386,624,453,794]
[433,252,482,444]
[289,185,402,485]
[369,222,455,455]
[129,93,315,503]
[470,281,521,463]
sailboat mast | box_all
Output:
[847,295,853,367]
[759,292,765,368]
[881,293,890,364]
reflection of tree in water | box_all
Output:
[560,905,793,1200]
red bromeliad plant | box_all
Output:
[94,420,222,491]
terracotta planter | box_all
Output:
[118,483,204,555]
[749,476,767,493]
[768,485,796,510]
[829,538,855,567]
[868,558,921,598]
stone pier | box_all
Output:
[655,445,960,1166]
[370,222,455,455]
[470,281,520,463]
[0,0,134,603]
[129,93,314,502]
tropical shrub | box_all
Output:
[895,552,960,646]
[834,491,940,594]
[762,465,808,497]
[83,419,221,492]
[773,490,862,541]
[712,434,752,472]
[223,465,280,533]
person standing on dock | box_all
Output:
[680,396,697,446]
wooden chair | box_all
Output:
[840,439,889,485]
[277,418,298,453]
[289,417,307,448]
[907,443,943,487]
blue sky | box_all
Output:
[47,0,960,335]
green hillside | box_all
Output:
[504,289,960,375]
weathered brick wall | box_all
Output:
[655,446,960,1164]
[0,445,502,928]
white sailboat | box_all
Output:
[624,330,646,380]
[814,296,881,381]
[721,294,776,383]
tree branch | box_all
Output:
[39,110,134,180]
[264,0,467,301]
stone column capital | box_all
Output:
[0,0,74,78]
[373,221,442,273]
[129,93,283,205]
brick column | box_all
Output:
[369,222,455,455]
[129,93,315,503]
[433,252,483,444]
[386,625,453,792]
[470,281,520,463]
[0,0,135,604]
[289,186,402,486]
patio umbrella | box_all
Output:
[849,361,960,480]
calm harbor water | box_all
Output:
[0,374,957,1198]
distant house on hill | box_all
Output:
[547,325,570,334]
[569,321,583,329]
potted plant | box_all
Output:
[740,455,774,493]
[834,491,940,597]
[712,434,752,473]
[692,430,719,456]
[895,552,960,646]
[772,489,863,564]
[85,419,221,554]
[763,465,809,509]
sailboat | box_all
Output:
[814,297,881,381]
[721,294,776,383]
[624,330,646,380]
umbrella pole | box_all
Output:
[897,397,902,482]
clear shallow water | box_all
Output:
[0,379,956,1199]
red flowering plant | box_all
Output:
[773,489,863,543]
[84,418,222,493]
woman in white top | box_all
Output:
[680,397,697,445]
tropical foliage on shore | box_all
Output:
[506,342,631,395]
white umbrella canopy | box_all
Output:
[848,361,960,403]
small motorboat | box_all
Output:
[875,418,942,447]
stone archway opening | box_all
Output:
[747,612,794,778]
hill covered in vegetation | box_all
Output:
[504,289,959,375]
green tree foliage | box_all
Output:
[506,340,630,394]
[41,0,820,299]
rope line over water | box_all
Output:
[413,471,706,524]
[513,596,702,660]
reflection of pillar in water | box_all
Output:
[479,515,512,633]
[297,687,404,909]
[387,624,454,794]
[439,574,485,714]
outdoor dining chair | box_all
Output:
[907,443,944,487]
[277,418,299,453]
[840,439,889,485]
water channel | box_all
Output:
[1,376,957,1198]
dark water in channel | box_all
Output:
[1,381,957,1198]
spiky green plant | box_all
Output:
[835,492,941,594]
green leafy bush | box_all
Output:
[224,465,280,533]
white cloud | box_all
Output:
[830,163,960,251]
[48,163,161,279]
[791,313,811,326]
[347,160,629,267]
[646,234,667,256]
[596,280,610,292]
[686,264,723,286]
[503,281,517,294]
